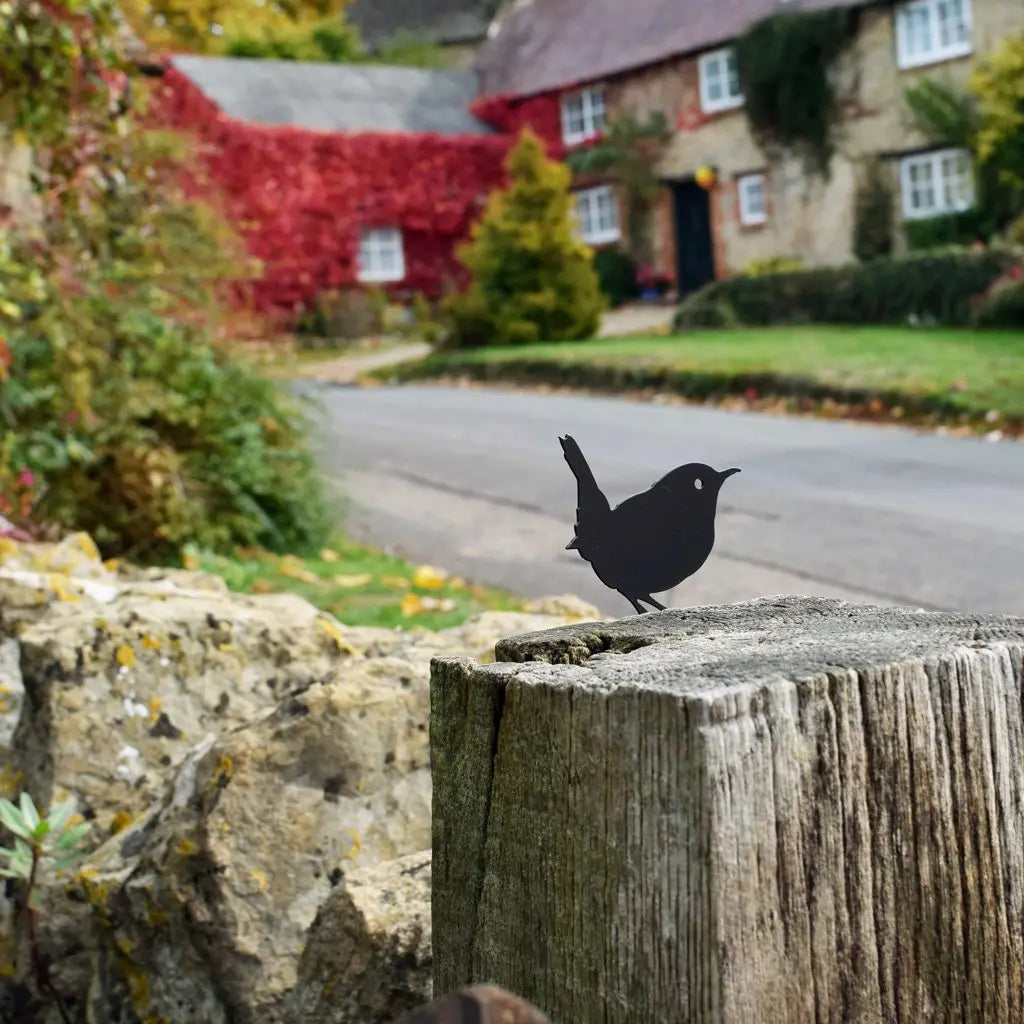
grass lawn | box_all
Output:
[384,326,1024,421]
[194,536,522,631]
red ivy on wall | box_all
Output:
[469,91,566,158]
[149,66,517,313]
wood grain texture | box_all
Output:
[430,596,1024,1024]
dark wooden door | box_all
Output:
[670,180,716,298]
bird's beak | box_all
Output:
[719,468,741,481]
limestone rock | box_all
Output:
[0,533,598,1023]
[0,639,23,795]
[525,594,601,622]
[12,587,356,832]
[290,850,432,1024]
[76,664,432,1024]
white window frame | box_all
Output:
[698,47,743,114]
[560,87,606,146]
[895,0,972,70]
[737,173,767,226]
[356,226,405,284]
[572,185,621,246]
[898,147,974,220]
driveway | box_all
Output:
[302,382,1024,619]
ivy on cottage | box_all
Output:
[152,66,519,312]
[735,7,857,175]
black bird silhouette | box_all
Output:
[559,434,740,614]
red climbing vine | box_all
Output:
[149,66,518,311]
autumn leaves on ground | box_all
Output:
[195,539,521,630]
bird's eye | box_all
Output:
[694,478,703,490]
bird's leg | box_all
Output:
[640,594,667,611]
[621,592,648,615]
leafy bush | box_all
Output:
[674,298,740,331]
[296,287,387,342]
[444,129,605,347]
[972,267,1024,327]
[674,248,1021,328]
[904,210,990,251]
[223,19,360,61]
[0,125,330,562]
[852,160,894,262]
[593,248,638,308]
[744,255,805,276]
[970,30,1024,191]
[1008,214,1024,246]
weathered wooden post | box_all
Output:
[430,596,1024,1023]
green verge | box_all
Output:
[371,327,1024,431]
[195,536,522,631]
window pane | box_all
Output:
[937,0,967,46]
[907,159,935,212]
[904,5,933,56]
[563,95,585,136]
[725,51,740,98]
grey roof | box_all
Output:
[347,0,500,49]
[170,55,492,136]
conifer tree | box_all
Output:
[446,128,605,347]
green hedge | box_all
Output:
[593,248,638,308]
[904,210,991,251]
[675,247,1022,328]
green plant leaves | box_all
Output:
[0,797,33,841]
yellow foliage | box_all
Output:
[122,0,351,51]
[969,30,1024,187]
[330,572,373,588]
[412,564,447,590]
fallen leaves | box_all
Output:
[412,564,448,589]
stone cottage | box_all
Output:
[474,0,1024,294]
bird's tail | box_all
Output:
[559,435,610,549]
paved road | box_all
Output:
[303,382,1024,618]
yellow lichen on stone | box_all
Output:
[214,754,233,786]
[140,634,161,651]
[249,869,268,892]
[115,644,136,668]
[148,697,162,722]
[0,765,22,799]
[110,810,134,835]
[70,532,102,562]
[344,828,361,859]
[145,903,168,927]
[48,573,80,603]
[177,838,198,856]
[317,615,356,655]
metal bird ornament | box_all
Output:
[559,434,740,614]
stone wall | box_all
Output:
[0,533,599,1024]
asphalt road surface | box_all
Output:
[303,382,1024,619]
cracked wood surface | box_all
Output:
[430,596,1024,1023]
